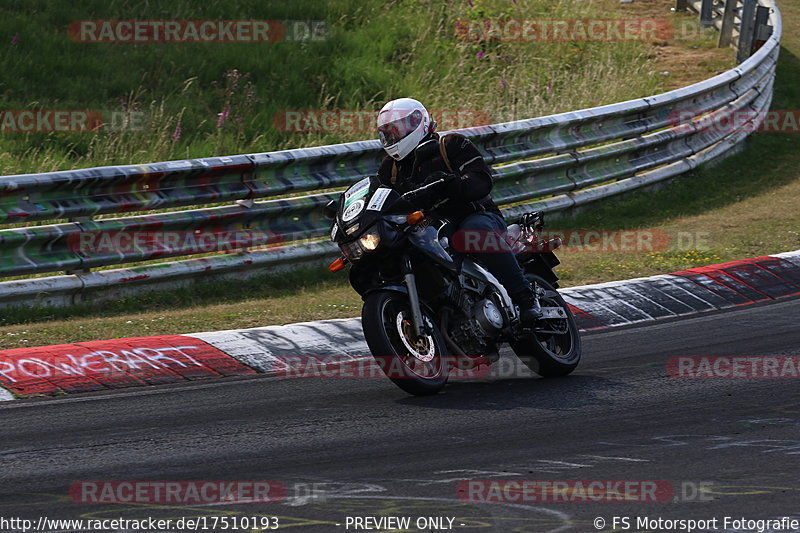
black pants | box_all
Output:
[448,211,531,297]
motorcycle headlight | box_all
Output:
[340,240,363,261]
[358,229,381,251]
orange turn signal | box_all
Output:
[328,257,346,272]
[406,211,425,225]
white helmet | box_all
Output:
[377,98,431,160]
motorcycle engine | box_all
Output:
[450,298,504,356]
[475,298,504,333]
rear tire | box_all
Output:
[362,291,450,395]
[510,274,582,377]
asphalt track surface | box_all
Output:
[2,296,800,533]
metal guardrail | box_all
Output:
[0,0,782,308]
[682,0,775,61]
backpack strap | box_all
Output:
[438,134,454,173]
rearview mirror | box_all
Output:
[323,199,339,220]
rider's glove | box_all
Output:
[423,171,460,195]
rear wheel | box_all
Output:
[362,291,450,395]
[510,274,581,377]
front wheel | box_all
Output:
[361,291,449,396]
[510,274,582,377]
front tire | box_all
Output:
[510,274,582,377]
[362,291,449,395]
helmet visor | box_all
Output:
[378,110,423,147]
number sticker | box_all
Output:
[367,187,392,211]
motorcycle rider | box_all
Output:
[375,97,542,324]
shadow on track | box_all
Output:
[393,373,621,411]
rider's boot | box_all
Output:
[511,284,542,327]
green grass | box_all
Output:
[543,20,800,256]
[0,265,362,350]
[0,0,668,174]
[532,0,800,284]
[544,36,800,285]
[0,265,341,326]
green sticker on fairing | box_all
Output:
[343,177,371,208]
[344,186,370,208]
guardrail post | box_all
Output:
[718,0,738,47]
[675,0,689,12]
[752,5,773,54]
[66,216,92,275]
[736,0,757,63]
[700,0,714,27]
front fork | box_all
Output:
[401,255,427,338]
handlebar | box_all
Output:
[400,178,445,201]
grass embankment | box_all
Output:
[553,0,800,285]
[0,0,676,174]
[3,0,789,348]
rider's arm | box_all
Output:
[442,133,494,201]
[376,157,398,189]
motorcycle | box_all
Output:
[324,171,581,396]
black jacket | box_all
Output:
[376,132,502,223]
